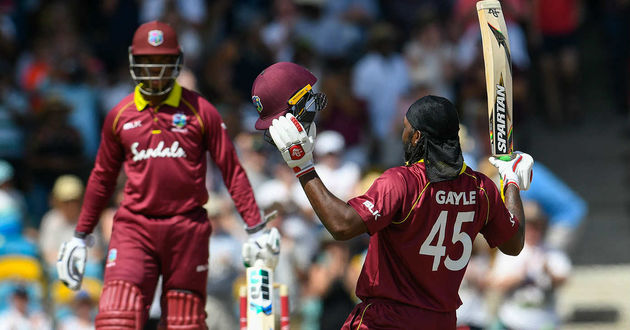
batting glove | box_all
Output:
[242,227,281,269]
[268,113,316,177]
[56,235,94,290]
[489,151,534,191]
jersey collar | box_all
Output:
[459,162,467,175]
[134,82,182,111]
[407,159,468,175]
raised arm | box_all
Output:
[298,171,366,240]
[497,184,525,255]
[267,114,366,240]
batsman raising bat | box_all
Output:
[251,62,533,330]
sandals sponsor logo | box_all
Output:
[131,141,187,161]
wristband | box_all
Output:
[295,163,315,177]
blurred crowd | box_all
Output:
[0,0,620,329]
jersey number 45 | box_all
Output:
[420,211,475,271]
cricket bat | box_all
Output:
[244,210,279,330]
[477,0,513,159]
[246,260,274,330]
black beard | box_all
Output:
[403,140,413,163]
[403,131,425,164]
[403,130,416,163]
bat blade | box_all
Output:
[246,262,275,330]
[477,0,513,157]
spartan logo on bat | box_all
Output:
[494,75,508,154]
[488,23,512,72]
[488,8,500,18]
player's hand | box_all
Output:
[56,235,94,290]
[242,227,281,269]
[489,151,534,191]
[268,113,316,177]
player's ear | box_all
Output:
[412,130,421,145]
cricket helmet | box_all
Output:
[251,62,327,132]
[129,21,183,96]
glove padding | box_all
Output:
[489,151,534,191]
[56,236,93,290]
[268,113,316,177]
[242,227,281,269]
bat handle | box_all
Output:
[498,152,512,201]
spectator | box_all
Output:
[38,175,103,269]
[520,162,587,252]
[0,160,39,257]
[323,0,379,25]
[234,131,271,190]
[24,99,86,223]
[352,22,410,167]
[139,0,207,26]
[313,130,361,201]
[480,160,587,252]
[403,11,456,100]
[39,5,103,159]
[0,286,52,330]
[0,160,27,225]
[293,0,362,59]
[532,0,581,124]
[58,291,95,330]
[456,238,491,330]
[261,0,298,62]
[318,59,370,167]
[204,196,241,330]
[0,68,29,162]
[301,232,356,330]
[489,201,572,330]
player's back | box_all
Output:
[352,162,509,312]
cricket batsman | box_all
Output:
[252,63,533,329]
[56,21,279,329]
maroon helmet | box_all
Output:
[251,62,326,135]
[129,21,183,96]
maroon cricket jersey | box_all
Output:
[348,161,519,312]
[76,83,262,233]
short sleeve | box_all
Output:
[347,168,406,234]
[479,179,520,248]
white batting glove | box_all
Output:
[489,151,534,191]
[242,227,281,269]
[268,113,316,177]
[56,235,94,290]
